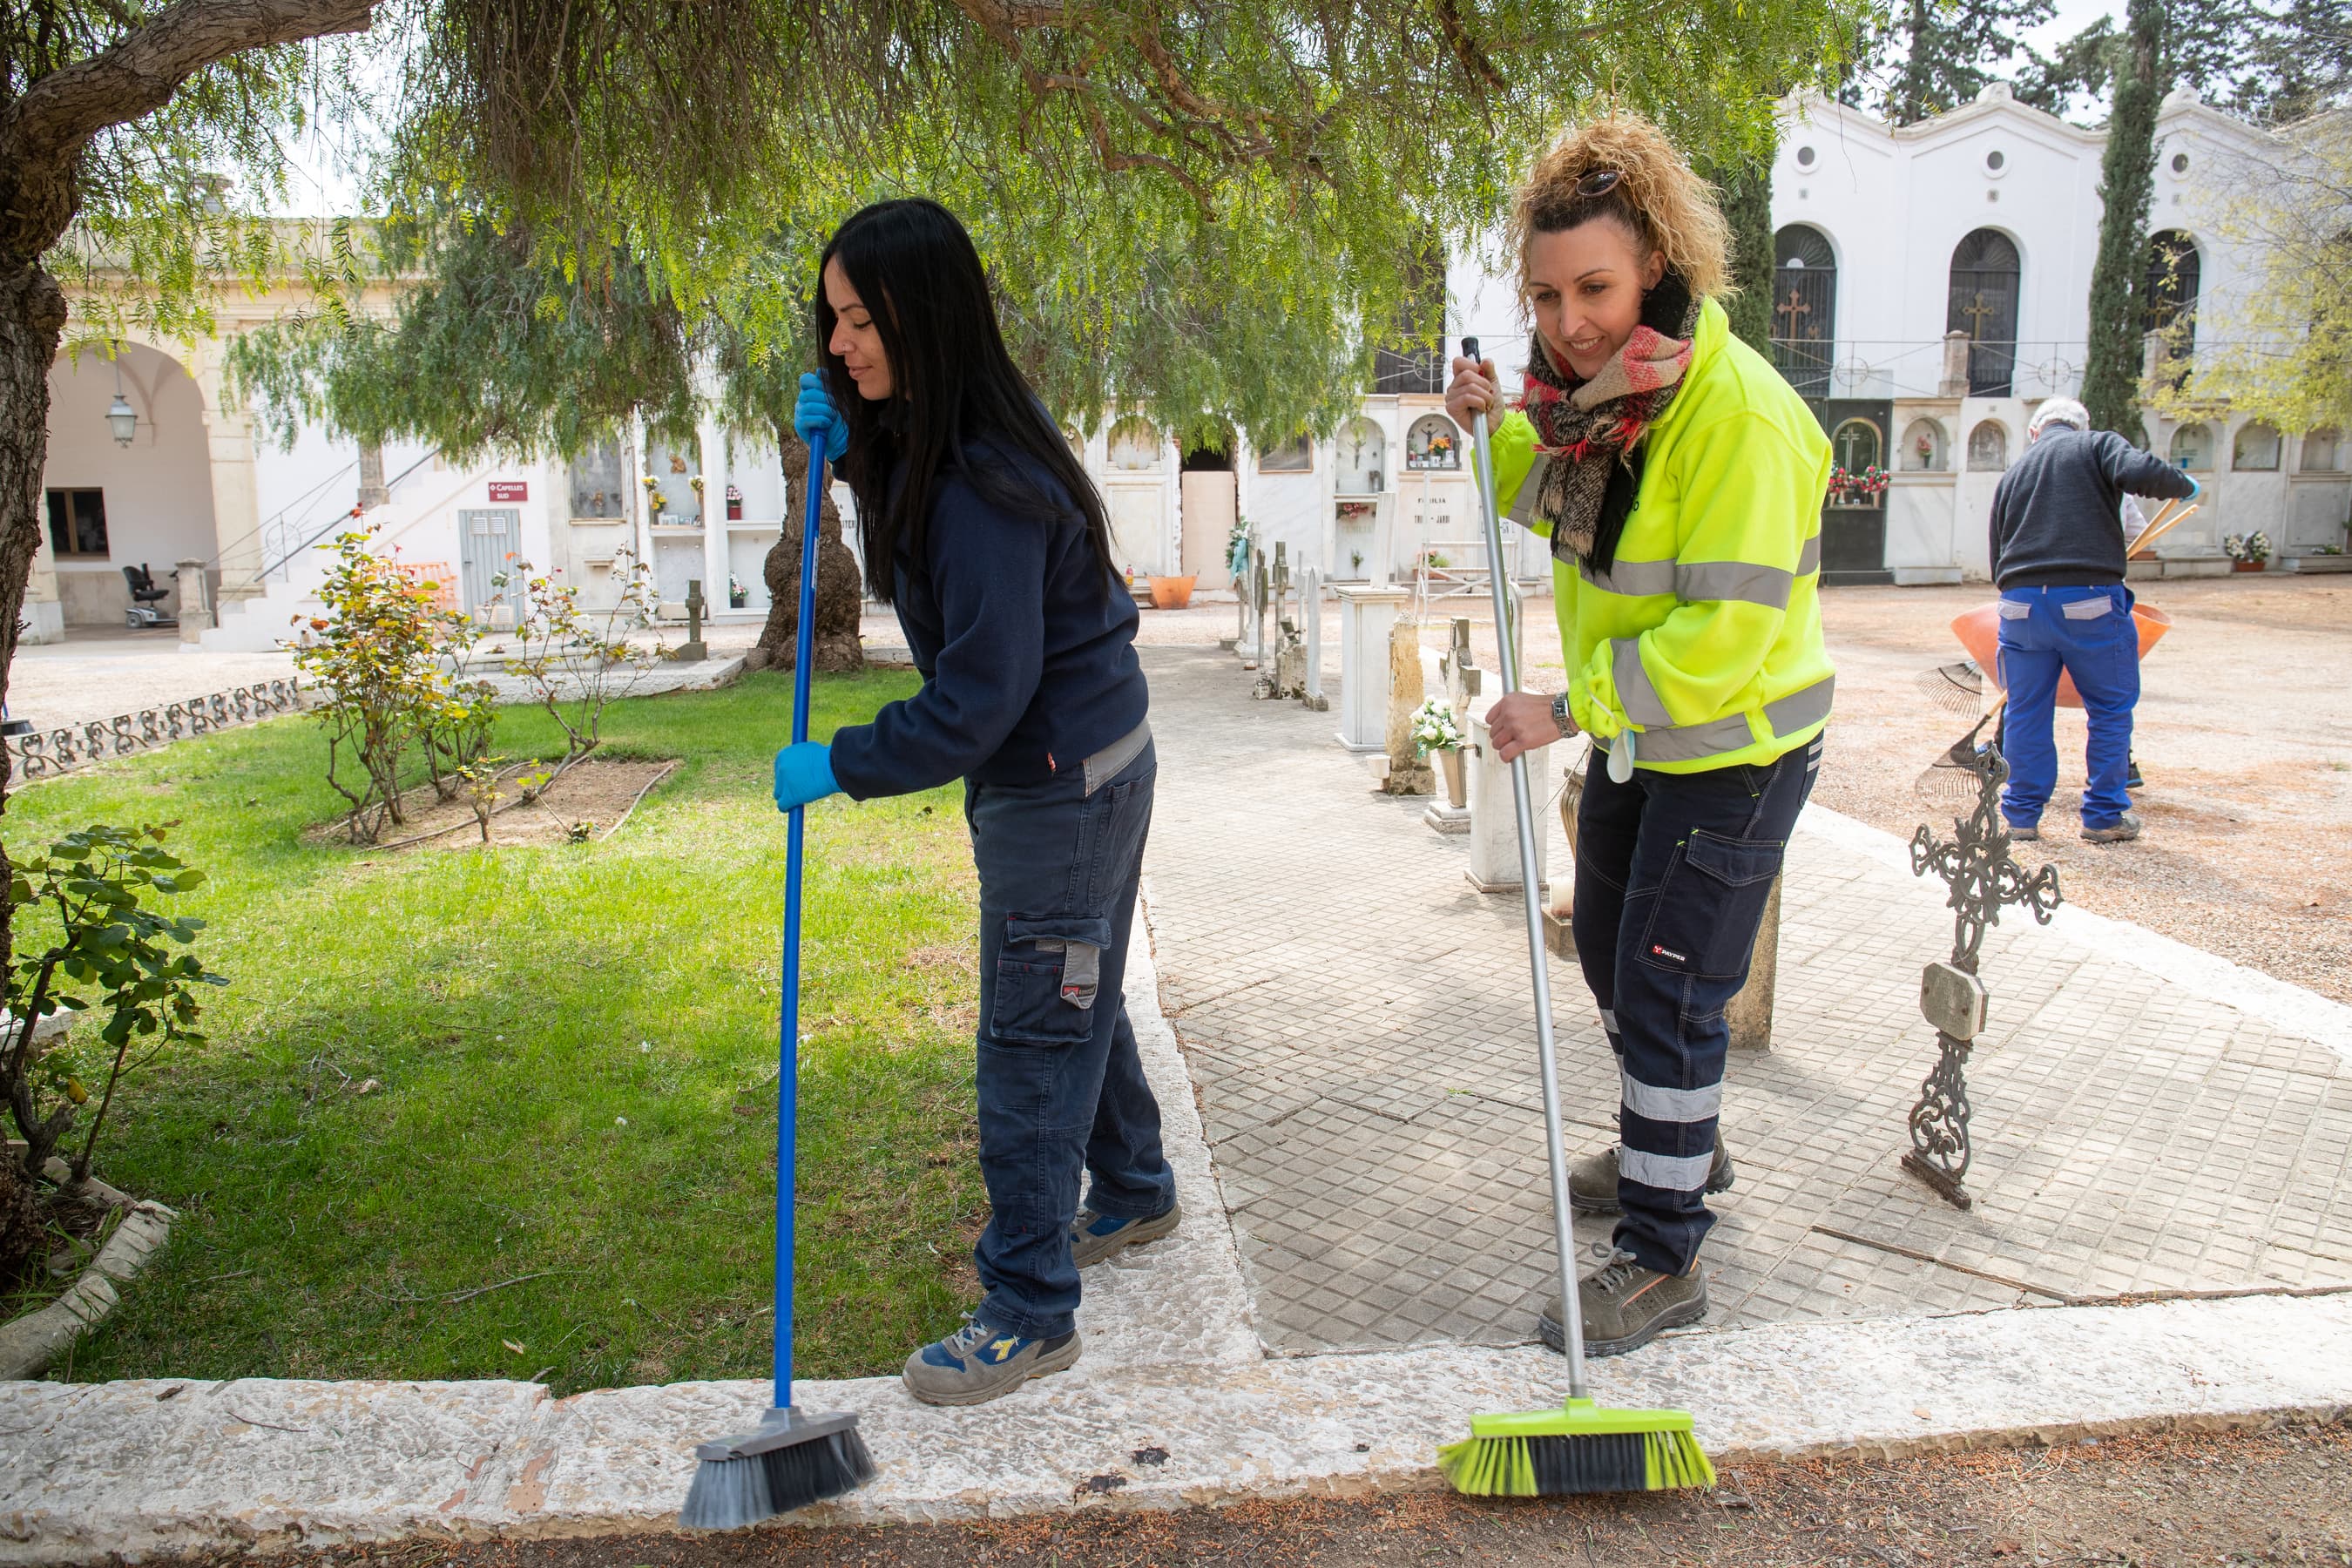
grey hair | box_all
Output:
[2030,397,2091,437]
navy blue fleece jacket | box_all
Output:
[1988,427,2196,588]
[826,451,1147,800]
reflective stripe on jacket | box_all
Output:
[1484,296,1836,774]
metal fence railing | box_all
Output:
[6,679,310,782]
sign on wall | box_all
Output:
[488,480,529,503]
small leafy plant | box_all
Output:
[3,825,226,1188]
[287,529,488,842]
[1410,697,1465,755]
[487,551,667,780]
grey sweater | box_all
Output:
[1988,427,2196,589]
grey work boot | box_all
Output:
[901,1317,1081,1407]
[1538,1247,1710,1357]
[1071,1200,1182,1269]
[2080,812,2143,843]
[2005,821,2042,841]
[1567,1134,1736,1215]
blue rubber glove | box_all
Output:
[773,742,841,813]
[2185,474,2203,500]
[793,372,848,456]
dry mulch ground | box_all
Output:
[162,1416,2352,1567]
[302,757,678,853]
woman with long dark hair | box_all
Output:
[769,198,1178,1407]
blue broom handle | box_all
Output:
[775,429,828,1412]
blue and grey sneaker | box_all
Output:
[901,1316,1082,1407]
[1070,1200,1182,1268]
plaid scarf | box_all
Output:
[1517,270,1700,576]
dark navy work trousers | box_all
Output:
[964,741,1174,1339]
[1997,583,2139,832]
[1570,736,1821,1276]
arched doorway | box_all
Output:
[39,342,219,629]
[1947,229,2021,396]
[1772,224,1837,399]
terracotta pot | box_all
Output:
[1148,574,1198,610]
[1438,747,1467,809]
[2233,559,2267,572]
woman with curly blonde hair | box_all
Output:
[1447,114,1834,1359]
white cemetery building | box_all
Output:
[31,86,2347,651]
[1757,84,2348,584]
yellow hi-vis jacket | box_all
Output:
[1484,297,1836,774]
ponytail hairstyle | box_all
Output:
[816,199,1116,602]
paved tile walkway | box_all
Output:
[1138,645,2352,1355]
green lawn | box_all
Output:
[5,671,989,1389]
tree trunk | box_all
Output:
[0,265,63,1288]
[2079,0,2165,446]
[754,432,866,673]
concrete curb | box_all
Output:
[0,1192,176,1382]
[1797,801,2352,1064]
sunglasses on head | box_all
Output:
[1575,168,1625,199]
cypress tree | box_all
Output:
[2080,0,2166,444]
[1710,140,1779,359]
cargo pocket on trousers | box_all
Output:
[1635,829,1786,979]
[990,915,1115,1046]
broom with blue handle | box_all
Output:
[679,424,875,1528]
[1436,338,1712,1497]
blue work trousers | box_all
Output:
[964,741,1173,1339]
[1570,737,1820,1276]
[1996,584,2139,831]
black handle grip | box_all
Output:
[1462,336,1481,363]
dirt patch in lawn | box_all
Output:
[302,758,679,852]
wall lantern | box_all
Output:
[107,351,137,446]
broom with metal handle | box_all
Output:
[1436,340,1714,1497]
[680,428,876,1528]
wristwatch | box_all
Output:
[1551,693,1571,732]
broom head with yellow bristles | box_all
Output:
[1438,1397,1716,1497]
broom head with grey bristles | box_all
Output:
[679,1406,874,1529]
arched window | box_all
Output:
[2233,422,2282,471]
[2144,230,2201,350]
[1903,418,1949,472]
[1947,229,2021,396]
[1107,416,1161,470]
[1772,225,1836,399]
[1968,420,2010,471]
[1832,418,1882,474]
[2169,422,2213,471]
[1404,413,1460,470]
[2303,429,2343,472]
[1335,417,1387,493]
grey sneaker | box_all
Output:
[1538,1247,1710,1357]
[1071,1200,1181,1269]
[1568,1135,1735,1215]
[2080,812,2143,843]
[901,1317,1081,1407]
[2006,821,2042,841]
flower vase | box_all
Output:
[2233,559,2266,572]
[1438,747,1467,809]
